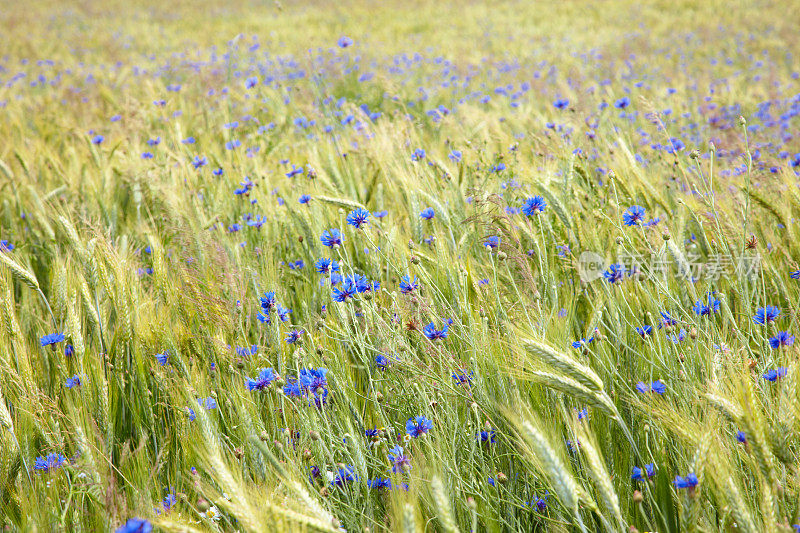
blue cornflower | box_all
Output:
[315,258,340,274]
[763,367,788,381]
[622,205,646,226]
[659,311,678,328]
[162,493,177,512]
[603,264,625,284]
[245,76,259,88]
[736,430,747,443]
[753,305,780,325]
[614,96,631,109]
[186,407,196,421]
[34,453,67,473]
[346,208,370,229]
[299,367,328,393]
[693,294,720,316]
[375,354,394,370]
[399,275,419,294]
[636,325,653,337]
[285,329,304,344]
[631,463,656,480]
[388,445,412,473]
[668,329,687,343]
[448,150,462,162]
[155,351,169,365]
[320,229,342,248]
[521,196,547,216]
[411,148,426,161]
[419,207,435,220]
[246,368,277,391]
[64,344,74,357]
[332,278,358,302]
[484,236,500,249]
[197,397,217,409]
[41,333,65,347]
[528,492,548,512]
[115,518,153,533]
[406,416,433,438]
[373,210,388,218]
[65,375,81,389]
[423,322,448,340]
[277,304,292,322]
[477,429,497,443]
[673,473,698,489]
[0,240,13,252]
[260,291,277,313]
[553,98,569,109]
[92,135,104,144]
[299,194,311,204]
[769,332,794,349]
[191,155,207,169]
[571,336,594,349]
[636,380,665,394]
[452,369,473,386]
[332,465,357,485]
[337,36,353,48]
[235,345,258,357]
[791,270,800,279]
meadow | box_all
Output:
[1,0,800,531]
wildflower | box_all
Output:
[115,518,153,533]
[246,368,277,391]
[753,305,780,325]
[529,492,549,512]
[197,397,217,409]
[419,207,435,220]
[299,367,328,393]
[373,210,388,218]
[92,134,104,144]
[34,453,67,473]
[332,278,359,302]
[736,430,747,443]
[191,155,207,169]
[477,429,497,443]
[769,331,794,349]
[411,148,426,161]
[332,465,357,485]
[659,311,678,328]
[299,194,311,204]
[320,229,342,248]
[203,506,221,522]
[315,258,339,274]
[337,36,353,48]
[623,205,646,226]
[40,332,65,347]
[155,351,169,366]
[64,344,74,357]
[603,264,625,284]
[791,270,800,279]
[631,463,656,480]
[65,375,81,389]
[452,369,473,385]
[521,196,547,216]
[571,336,594,349]
[484,236,500,249]
[0,240,13,252]
[285,329,304,344]
[553,97,569,109]
[406,416,433,438]
[375,354,393,369]
[388,445,412,473]
[277,304,292,322]
[693,294,720,316]
[673,473,698,489]
[614,96,631,109]
[448,150,462,163]
[162,493,177,512]
[636,325,653,337]
[260,291,277,313]
[399,275,419,294]
[763,367,788,381]
[346,208,370,229]
[422,322,448,340]
[636,380,665,394]
[187,407,196,421]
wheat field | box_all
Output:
[1,0,800,531]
